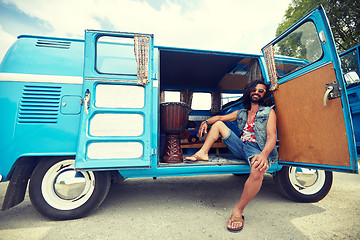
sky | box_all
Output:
[0,0,292,62]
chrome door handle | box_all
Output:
[84,90,90,114]
[323,86,333,106]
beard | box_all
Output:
[251,93,264,104]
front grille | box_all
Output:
[18,85,61,124]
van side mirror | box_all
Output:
[344,71,360,85]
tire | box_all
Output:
[274,166,333,203]
[29,157,111,220]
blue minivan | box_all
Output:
[0,5,358,220]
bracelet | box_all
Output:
[204,120,208,125]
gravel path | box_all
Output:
[0,171,359,240]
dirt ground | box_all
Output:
[0,171,359,240]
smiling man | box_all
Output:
[185,79,278,232]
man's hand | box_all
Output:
[251,154,269,172]
[197,121,208,138]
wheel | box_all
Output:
[29,157,111,220]
[274,166,333,202]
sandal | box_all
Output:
[184,154,208,162]
[227,215,244,233]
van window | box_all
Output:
[163,91,180,102]
[221,93,242,105]
[192,92,211,110]
[96,36,137,75]
[274,21,323,77]
[340,49,360,85]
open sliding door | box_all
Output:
[262,6,358,173]
[75,30,157,170]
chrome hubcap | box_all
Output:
[42,159,95,210]
[294,168,318,187]
[288,167,326,195]
[54,169,87,200]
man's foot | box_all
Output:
[227,215,244,232]
[185,153,208,162]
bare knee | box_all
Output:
[211,121,229,138]
[212,121,224,128]
[249,167,265,182]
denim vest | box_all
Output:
[236,105,278,163]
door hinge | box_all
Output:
[151,148,157,155]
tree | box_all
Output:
[276,0,360,52]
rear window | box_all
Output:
[161,91,211,110]
[192,92,211,110]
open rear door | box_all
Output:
[262,5,358,173]
[75,30,157,170]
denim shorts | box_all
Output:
[222,130,262,165]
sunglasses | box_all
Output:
[251,88,266,93]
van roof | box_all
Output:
[1,35,263,92]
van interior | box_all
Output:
[157,47,264,165]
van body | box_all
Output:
[339,43,360,154]
[0,5,358,220]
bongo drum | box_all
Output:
[160,102,190,163]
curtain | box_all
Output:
[247,59,263,83]
[263,44,278,91]
[134,35,150,85]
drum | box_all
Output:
[160,102,190,133]
[160,102,190,163]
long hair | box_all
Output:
[241,80,274,110]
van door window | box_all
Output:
[96,36,137,75]
[274,21,323,77]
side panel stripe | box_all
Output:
[0,73,83,84]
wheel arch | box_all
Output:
[2,156,39,210]
[2,155,122,212]
[2,155,74,211]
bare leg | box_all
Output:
[227,163,265,230]
[185,121,230,161]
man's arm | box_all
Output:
[251,109,277,172]
[197,110,238,137]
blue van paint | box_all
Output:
[0,35,275,181]
[0,25,358,180]
[0,36,83,180]
[0,36,84,76]
[0,5,358,219]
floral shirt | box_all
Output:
[240,117,257,143]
